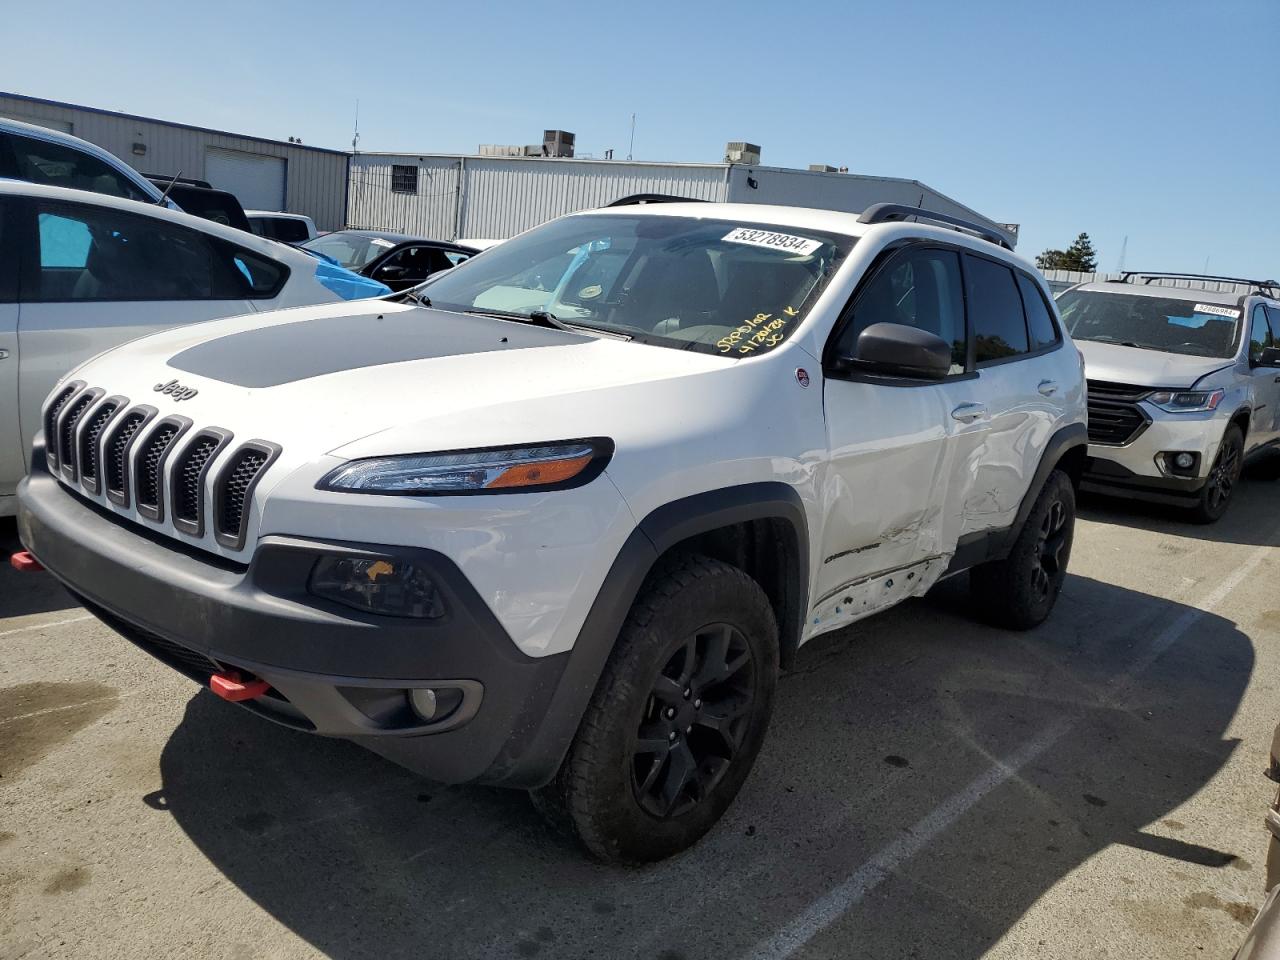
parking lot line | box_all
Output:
[0,612,92,639]
[743,541,1273,960]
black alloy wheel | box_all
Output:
[631,623,756,818]
[1031,497,1069,603]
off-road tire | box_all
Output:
[970,469,1075,630]
[1189,425,1244,524]
[531,554,779,863]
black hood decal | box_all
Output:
[166,308,589,388]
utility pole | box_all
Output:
[1115,235,1127,274]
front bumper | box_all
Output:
[1083,410,1225,500]
[17,456,570,787]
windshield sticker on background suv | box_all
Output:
[717,310,792,354]
[1194,303,1241,318]
[722,227,823,256]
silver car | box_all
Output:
[1059,272,1280,522]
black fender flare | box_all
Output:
[492,481,809,788]
[947,421,1088,574]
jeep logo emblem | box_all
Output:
[154,379,199,402]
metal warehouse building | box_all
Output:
[348,153,1016,246]
[0,92,349,230]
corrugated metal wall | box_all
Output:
[728,167,1014,245]
[346,156,460,236]
[347,155,728,240]
[347,153,1012,246]
[461,160,727,238]
[1040,270,1258,295]
[0,94,349,231]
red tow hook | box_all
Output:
[210,671,270,702]
[9,551,44,573]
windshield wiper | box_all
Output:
[464,307,573,332]
[1080,335,1147,349]
[403,290,431,307]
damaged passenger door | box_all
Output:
[814,245,972,636]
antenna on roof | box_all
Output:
[155,170,183,206]
[627,113,636,161]
[351,100,361,154]
[1115,235,1127,273]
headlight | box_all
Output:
[1146,389,1224,413]
[319,439,612,495]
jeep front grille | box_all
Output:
[43,382,83,471]
[171,430,231,537]
[215,442,280,549]
[47,387,279,552]
[1086,379,1154,446]
[56,389,102,480]
[135,419,188,521]
[104,409,152,503]
[78,398,123,494]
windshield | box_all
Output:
[1057,289,1243,359]
[419,214,853,356]
[303,232,398,270]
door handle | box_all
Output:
[0,349,8,360]
[1038,379,1058,396]
[1273,375,1280,383]
[951,402,988,423]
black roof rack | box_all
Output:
[857,202,1013,250]
[607,193,708,207]
[1116,271,1279,294]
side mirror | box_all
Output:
[1261,346,1280,367]
[842,322,952,380]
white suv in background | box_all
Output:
[0,116,171,205]
[16,201,1086,862]
[1059,272,1280,522]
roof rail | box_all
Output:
[607,193,707,207]
[1117,271,1279,294]
[857,202,1013,250]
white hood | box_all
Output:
[65,299,730,469]
[1076,339,1234,388]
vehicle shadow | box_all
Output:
[152,569,1253,959]
[0,518,82,618]
[1078,453,1280,547]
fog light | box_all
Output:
[308,555,445,619]
[407,686,464,723]
[409,688,438,720]
[1173,452,1195,469]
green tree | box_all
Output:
[1036,232,1098,272]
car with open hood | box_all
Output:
[1060,272,1280,522]
[13,200,1086,862]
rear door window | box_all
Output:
[1250,305,1274,363]
[30,200,284,302]
[965,255,1029,364]
[1016,273,1060,350]
[1265,305,1280,345]
[270,218,311,244]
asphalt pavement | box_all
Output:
[3,469,1280,959]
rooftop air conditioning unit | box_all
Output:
[725,142,761,164]
[542,130,575,158]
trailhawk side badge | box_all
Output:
[154,379,199,401]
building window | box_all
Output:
[391,165,418,194]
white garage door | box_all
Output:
[205,147,286,211]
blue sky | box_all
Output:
[4,0,1277,276]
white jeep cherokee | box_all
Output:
[15,202,1087,862]
[1059,272,1280,522]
